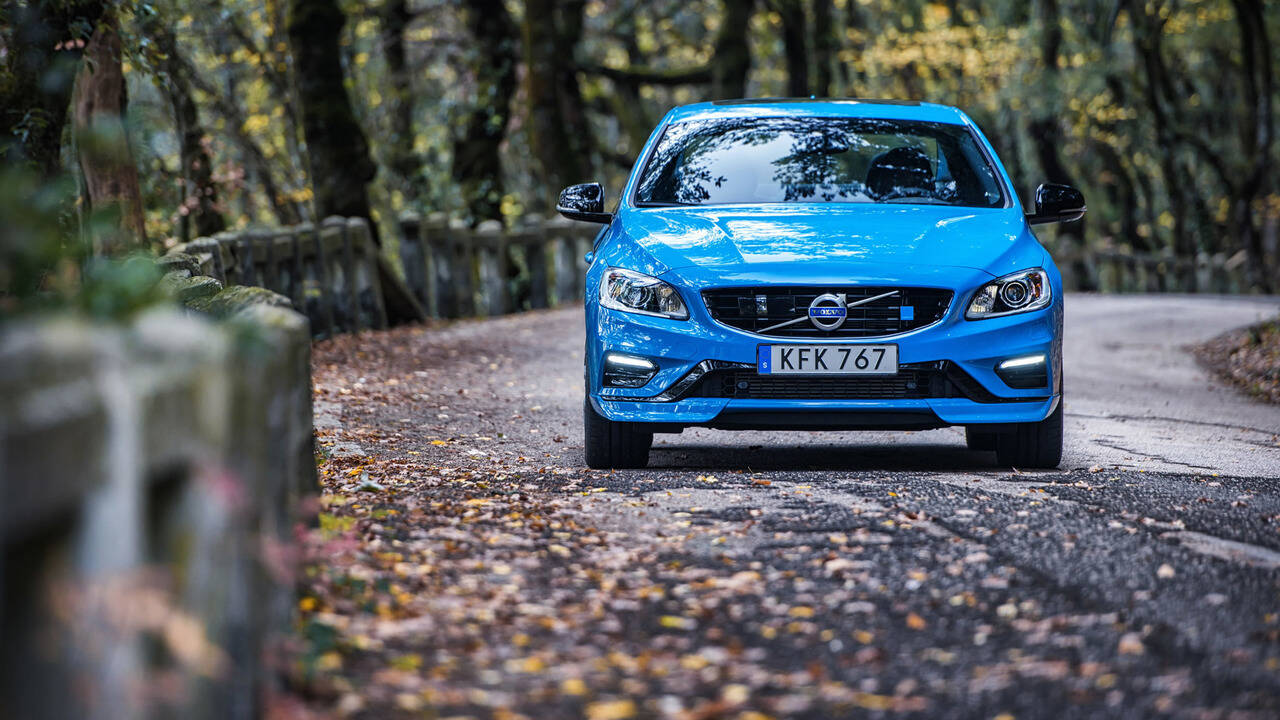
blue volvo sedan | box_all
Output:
[557,99,1084,469]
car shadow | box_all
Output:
[648,440,1003,472]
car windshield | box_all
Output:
[634,116,1005,208]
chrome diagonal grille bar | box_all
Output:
[702,286,953,339]
[758,289,900,333]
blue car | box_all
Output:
[557,99,1084,470]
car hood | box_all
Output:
[610,204,1042,286]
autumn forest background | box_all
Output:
[1,0,1277,303]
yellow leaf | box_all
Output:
[562,677,588,695]
[548,544,571,557]
[659,615,695,630]
[906,612,927,630]
[389,653,421,671]
[788,606,815,618]
[298,597,317,612]
[586,699,636,720]
[316,651,342,671]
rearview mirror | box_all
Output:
[1027,183,1086,225]
[556,182,612,224]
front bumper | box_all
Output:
[588,296,1062,429]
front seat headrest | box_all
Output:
[865,146,933,200]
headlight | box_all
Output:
[966,269,1051,319]
[599,267,688,319]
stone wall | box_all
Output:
[398,214,600,319]
[0,301,315,719]
[166,215,386,338]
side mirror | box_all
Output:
[556,182,612,224]
[1027,183,1086,225]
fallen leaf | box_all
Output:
[1118,632,1145,655]
[586,699,637,720]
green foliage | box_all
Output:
[10,0,1279,289]
[75,252,167,319]
[0,167,169,322]
[0,168,80,312]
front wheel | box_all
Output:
[583,400,652,469]
[994,399,1063,469]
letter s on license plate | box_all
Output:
[757,344,898,375]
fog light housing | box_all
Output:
[994,354,1048,389]
[603,352,659,388]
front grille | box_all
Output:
[702,286,952,338]
[686,361,1007,402]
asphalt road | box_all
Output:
[310,293,1280,719]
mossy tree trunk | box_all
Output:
[287,0,426,324]
[452,0,518,224]
[811,0,839,96]
[774,0,808,97]
[1027,0,1090,288]
[286,0,377,231]
[72,12,147,255]
[152,24,226,241]
[710,0,755,100]
[523,0,593,209]
[382,0,427,206]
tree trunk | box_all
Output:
[1028,0,1090,288]
[72,14,146,255]
[288,0,426,324]
[452,0,518,224]
[286,0,378,228]
[382,0,427,205]
[523,0,593,207]
[1,1,106,179]
[152,25,225,241]
[710,0,755,99]
[775,0,808,97]
[606,10,657,156]
[1228,0,1274,292]
[811,0,839,96]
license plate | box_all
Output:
[758,344,898,375]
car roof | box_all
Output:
[665,98,971,126]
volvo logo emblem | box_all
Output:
[807,293,848,330]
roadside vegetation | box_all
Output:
[3,1,1279,303]
[1196,320,1280,404]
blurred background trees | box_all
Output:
[2,0,1278,295]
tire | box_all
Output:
[965,427,998,452]
[583,399,652,469]
[994,399,1063,469]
